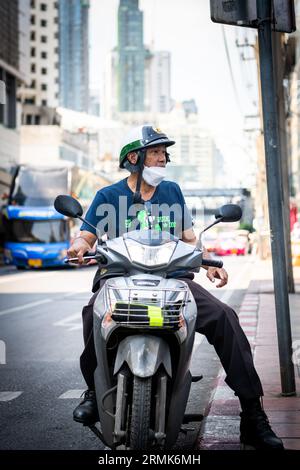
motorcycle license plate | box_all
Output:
[28,259,42,267]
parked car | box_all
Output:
[204,230,249,256]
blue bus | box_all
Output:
[3,165,70,269]
[3,206,69,269]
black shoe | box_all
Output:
[73,390,99,425]
[239,398,284,450]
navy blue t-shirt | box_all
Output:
[80,178,193,240]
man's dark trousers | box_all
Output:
[80,277,264,400]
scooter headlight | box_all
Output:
[124,239,176,267]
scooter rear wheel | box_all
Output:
[130,376,152,450]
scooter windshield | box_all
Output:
[124,229,178,246]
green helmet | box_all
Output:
[119,125,175,169]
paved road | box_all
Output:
[0,255,255,450]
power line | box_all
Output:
[221,25,244,117]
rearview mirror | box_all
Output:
[215,204,242,222]
[54,195,83,218]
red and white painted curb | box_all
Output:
[198,294,260,450]
[238,293,259,354]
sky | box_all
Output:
[89,0,259,187]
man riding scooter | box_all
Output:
[67,125,283,450]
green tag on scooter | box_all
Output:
[147,305,163,327]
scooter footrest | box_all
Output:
[191,375,203,382]
[182,413,204,423]
[180,426,194,435]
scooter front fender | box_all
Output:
[113,334,172,378]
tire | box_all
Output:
[130,376,152,450]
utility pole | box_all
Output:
[257,0,295,395]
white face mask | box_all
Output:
[142,166,167,187]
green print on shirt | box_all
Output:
[124,210,176,232]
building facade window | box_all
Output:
[41,99,47,106]
[25,98,35,105]
[41,67,47,75]
[41,84,47,91]
[31,63,36,73]
[30,15,35,25]
[41,35,47,43]
[41,51,47,59]
[30,31,36,41]
[30,47,35,57]
[40,3,47,11]
[41,19,47,27]
[0,69,17,128]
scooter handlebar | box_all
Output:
[64,251,107,264]
[201,258,223,269]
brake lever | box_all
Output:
[64,253,107,265]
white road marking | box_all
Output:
[0,291,89,318]
[53,312,82,331]
[0,391,23,401]
[0,271,57,284]
[0,298,52,317]
[58,389,85,399]
[0,340,6,364]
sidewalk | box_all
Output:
[198,258,300,450]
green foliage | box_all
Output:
[239,222,255,233]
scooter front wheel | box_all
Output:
[130,376,152,450]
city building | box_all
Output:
[182,99,198,118]
[163,113,219,189]
[102,48,118,119]
[105,2,172,117]
[145,50,172,113]
[118,0,145,111]
[89,89,100,117]
[59,0,90,113]
[18,0,59,125]
[20,107,101,170]
[112,104,220,189]
[0,0,30,167]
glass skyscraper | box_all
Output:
[59,0,89,112]
[118,0,145,111]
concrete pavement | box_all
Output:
[198,259,300,450]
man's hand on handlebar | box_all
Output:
[206,267,228,288]
[67,231,96,265]
[67,237,91,264]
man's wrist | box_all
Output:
[74,236,90,245]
